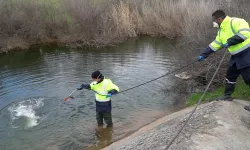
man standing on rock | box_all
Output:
[197,10,250,111]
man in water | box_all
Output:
[77,71,119,127]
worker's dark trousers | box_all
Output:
[96,112,113,127]
[225,63,250,96]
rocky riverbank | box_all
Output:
[103,100,250,150]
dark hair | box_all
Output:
[212,10,226,19]
[91,71,104,79]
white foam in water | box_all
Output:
[8,98,44,128]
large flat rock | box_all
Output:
[103,100,250,150]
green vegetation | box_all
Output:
[186,79,250,106]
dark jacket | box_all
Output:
[201,34,250,69]
[201,46,250,69]
[230,46,250,69]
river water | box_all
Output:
[0,37,187,150]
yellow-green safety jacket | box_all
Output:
[202,16,250,69]
[90,78,119,112]
[90,78,119,102]
[210,16,250,54]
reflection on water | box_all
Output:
[0,37,186,150]
[85,127,113,150]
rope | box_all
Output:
[87,60,198,96]
[37,101,64,125]
[36,59,198,125]
[164,49,227,150]
[119,60,198,94]
[0,0,201,126]
[0,59,198,125]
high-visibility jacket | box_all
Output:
[202,16,250,69]
[90,78,119,112]
[209,16,250,54]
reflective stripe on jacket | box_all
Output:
[209,16,250,55]
[90,78,119,112]
[90,78,119,102]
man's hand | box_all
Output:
[198,55,205,61]
[77,84,83,90]
[223,43,229,48]
[106,93,112,98]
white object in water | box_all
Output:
[8,98,44,128]
[175,72,191,80]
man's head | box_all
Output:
[91,71,104,82]
[212,10,226,28]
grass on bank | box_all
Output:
[186,78,250,106]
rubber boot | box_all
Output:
[216,83,235,101]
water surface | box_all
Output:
[0,37,186,150]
